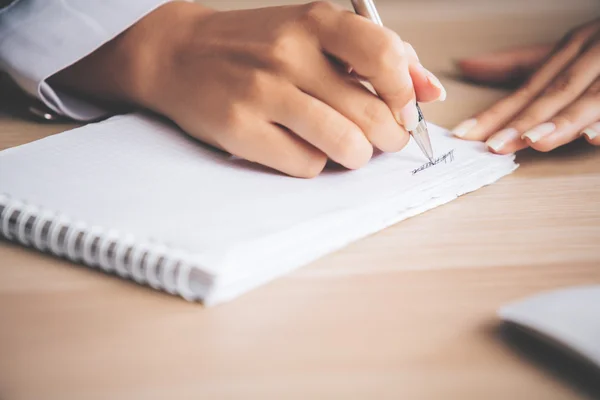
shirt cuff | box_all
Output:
[0,0,170,121]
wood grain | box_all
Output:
[1,1,599,399]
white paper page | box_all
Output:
[0,114,506,248]
[0,114,517,302]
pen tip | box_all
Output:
[410,121,435,163]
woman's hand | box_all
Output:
[51,1,445,178]
[452,18,600,153]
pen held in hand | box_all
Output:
[350,0,434,162]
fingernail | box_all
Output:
[451,119,477,138]
[426,71,447,102]
[415,63,447,102]
[582,123,600,140]
[397,100,420,131]
[521,122,556,143]
[486,128,520,152]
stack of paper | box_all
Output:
[0,114,517,305]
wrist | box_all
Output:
[49,1,215,112]
[123,1,217,109]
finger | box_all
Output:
[273,83,374,169]
[457,44,553,85]
[307,2,420,131]
[346,42,445,103]
[298,51,410,153]
[486,43,600,154]
[404,42,446,103]
[219,117,327,178]
[582,122,600,145]
[452,22,600,141]
[519,79,600,151]
[410,63,447,103]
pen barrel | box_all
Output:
[350,0,434,161]
[351,0,383,26]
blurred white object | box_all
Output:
[499,285,600,368]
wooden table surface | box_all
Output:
[1,1,599,399]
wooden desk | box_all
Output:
[1,1,599,399]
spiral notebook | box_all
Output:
[0,114,517,305]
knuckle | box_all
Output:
[241,70,272,103]
[362,100,393,130]
[383,82,414,106]
[332,127,371,167]
[545,72,580,98]
[268,30,301,71]
[360,101,409,152]
[330,126,355,157]
[296,152,327,179]
[552,114,575,128]
[223,104,245,131]
[219,104,248,143]
[372,31,404,71]
[300,1,337,26]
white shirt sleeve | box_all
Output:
[0,0,170,121]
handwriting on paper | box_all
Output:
[411,150,455,175]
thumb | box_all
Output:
[457,44,554,85]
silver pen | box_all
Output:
[350,0,434,162]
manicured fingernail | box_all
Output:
[397,100,420,131]
[415,63,447,102]
[427,73,447,102]
[451,119,477,138]
[521,122,556,143]
[582,123,600,140]
[486,128,520,152]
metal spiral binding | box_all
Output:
[0,195,197,299]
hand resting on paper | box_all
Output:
[49,1,445,178]
[453,18,600,152]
